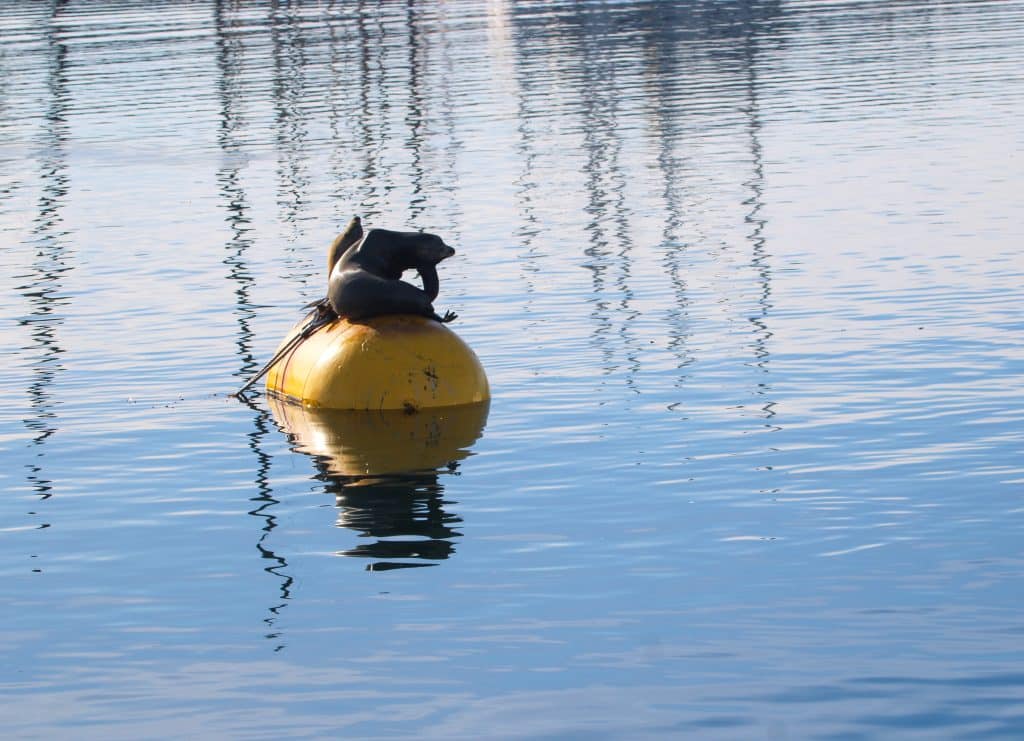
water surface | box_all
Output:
[2,0,1024,737]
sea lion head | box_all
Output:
[345,227,455,277]
[413,232,455,265]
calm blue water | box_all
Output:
[2,0,1023,737]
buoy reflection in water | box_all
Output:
[269,397,489,571]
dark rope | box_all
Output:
[231,308,334,399]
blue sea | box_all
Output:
[2,0,1023,736]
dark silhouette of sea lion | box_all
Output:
[231,217,457,398]
[328,227,457,323]
[326,215,366,287]
[300,214,365,317]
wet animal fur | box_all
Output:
[327,225,456,323]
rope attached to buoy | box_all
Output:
[230,305,333,399]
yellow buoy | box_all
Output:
[265,314,489,411]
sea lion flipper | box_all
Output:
[420,263,439,301]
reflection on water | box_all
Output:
[741,34,774,415]
[2,0,1024,736]
[19,2,71,516]
[332,474,461,570]
[270,398,489,571]
[245,401,292,651]
[500,0,790,404]
[214,0,260,385]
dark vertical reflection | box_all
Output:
[215,0,258,383]
[510,49,543,303]
[404,0,428,228]
[270,0,312,276]
[247,404,292,649]
[741,35,770,368]
[643,36,697,393]
[741,33,777,428]
[0,22,19,207]
[323,1,463,231]
[215,0,291,650]
[326,471,462,571]
[352,0,389,221]
[19,0,72,512]
[508,1,784,396]
[576,10,639,391]
[324,2,360,224]
[511,4,642,388]
[503,4,546,313]
[426,4,464,237]
[511,117,543,309]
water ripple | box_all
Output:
[3,0,1024,737]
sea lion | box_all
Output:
[328,227,457,324]
[231,219,456,398]
[327,215,365,279]
[302,215,365,316]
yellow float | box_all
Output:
[230,218,488,411]
[264,313,489,411]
